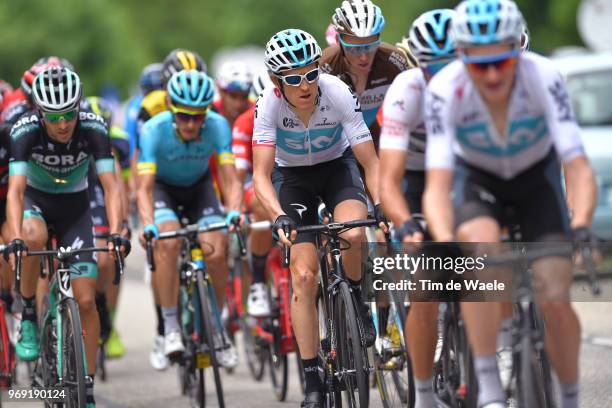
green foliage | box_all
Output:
[0,0,586,97]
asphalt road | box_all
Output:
[5,243,612,408]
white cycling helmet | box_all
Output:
[452,0,525,47]
[32,67,82,113]
[264,29,322,74]
[252,69,273,97]
[408,9,456,65]
[332,0,385,37]
[216,62,253,94]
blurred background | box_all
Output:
[0,0,593,97]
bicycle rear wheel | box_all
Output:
[61,299,87,408]
[335,281,369,407]
[197,271,225,408]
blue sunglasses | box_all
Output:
[339,35,381,56]
[422,59,454,77]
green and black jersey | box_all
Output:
[9,111,115,194]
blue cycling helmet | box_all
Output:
[408,9,456,64]
[139,63,163,94]
[264,29,322,74]
[167,70,215,108]
[452,0,524,47]
[332,0,385,37]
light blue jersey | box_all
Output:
[138,110,235,186]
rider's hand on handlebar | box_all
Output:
[274,214,297,247]
[108,233,131,258]
[4,239,28,271]
[225,210,243,232]
[374,203,389,234]
[397,219,424,243]
[140,223,159,248]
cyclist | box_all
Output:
[232,69,274,316]
[137,70,243,368]
[321,0,409,147]
[137,49,206,136]
[213,61,253,128]
[253,29,386,408]
[1,57,67,125]
[125,63,164,160]
[83,96,131,359]
[209,62,254,203]
[379,9,456,408]
[423,1,597,407]
[135,49,206,371]
[6,67,129,408]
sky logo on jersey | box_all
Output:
[456,116,548,157]
[277,126,343,155]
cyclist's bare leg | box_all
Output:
[95,239,113,293]
[72,277,99,376]
[457,216,502,356]
[332,199,368,282]
[406,301,439,378]
[19,218,48,302]
[198,230,227,309]
[457,216,507,405]
[155,221,181,309]
[290,243,319,358]
[533,258,579,384]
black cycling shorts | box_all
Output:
[23,187,97,279]
[272,149,367,244]
[153,171,224,226]
[88,177,109,238]
[401,170,425,216]
[452,148,570,242]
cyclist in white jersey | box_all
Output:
[252,29,386,408]
[423,1,597,407]
[379,9,456,408]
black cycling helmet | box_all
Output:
[161,49,206,85]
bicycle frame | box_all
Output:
[253,246,295,354]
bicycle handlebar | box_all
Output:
[145,220,246,271]
[5,245,123,295]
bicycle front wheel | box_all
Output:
[335,281,369,407]
[197,271,225,408]
[375,296,414,408]
[61,299,87,408]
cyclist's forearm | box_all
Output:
[362,161,381,204]
[253,174,283,220]
[104,182,123,234]
[136,180,155,226]
[566,159,597,228]
[6,186,24,240]
[219,164,242,212]
[381,180,411,227]
[423,169,454,241]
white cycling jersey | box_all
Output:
[253,74,372,167]
[379,68,427,171]
[425,52,584,179]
